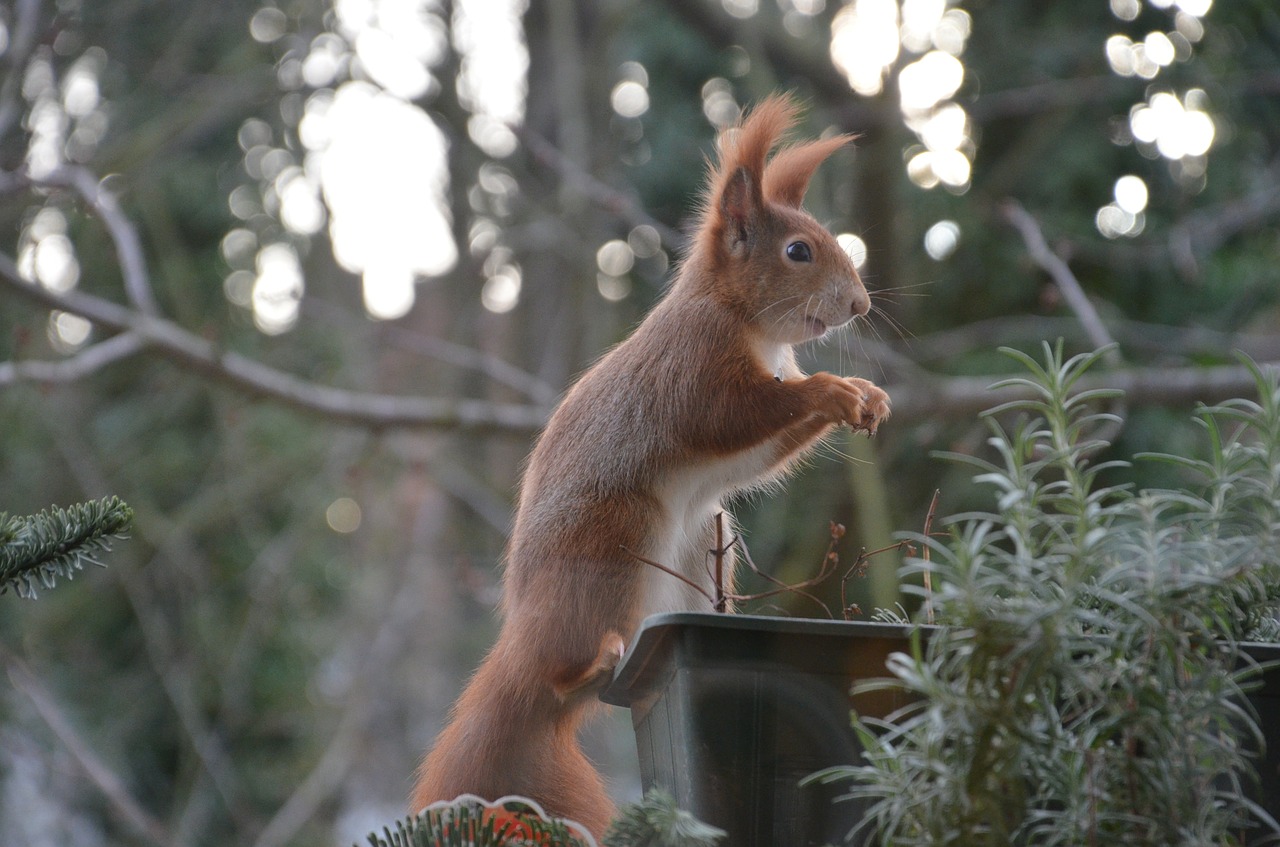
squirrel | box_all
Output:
[410,94,891,838]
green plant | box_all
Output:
[602,789,726,847]
[814,343,1280,846]
[0,496,133,598]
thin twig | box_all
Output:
[250,535,425,847]
[0,332,146,385]
[304,297,558,406]
[620,545,716,605]
[702,532,741,595]
[118,575,246,831]
[841,539,917,620]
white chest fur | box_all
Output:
[640,440,779,616]
[638,338,802,616]
[756,338,796,380]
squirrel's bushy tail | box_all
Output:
[410,631,619,837]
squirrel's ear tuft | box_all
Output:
[764,134,856,209]
[701,94,799,255]
[717,95,798,182]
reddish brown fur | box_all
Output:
[411,95,891,838]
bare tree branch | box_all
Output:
[518,127,686,249]
[886,358,1277,423]
[1002,199,1119,361]
[32,165,163,316]
[0,256,551,435]
[1001,199,1127,443]
[0,0,44,140]
[1063,154,1280,278]
[6,253,1275,433]
[858,316,1280,367]
[2,192,1273,436]
[304,297,558,406]
[2,649,180,847]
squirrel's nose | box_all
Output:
[850,287,870,317]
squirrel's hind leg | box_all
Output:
[553,630,626,702]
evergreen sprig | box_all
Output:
[361,799,590,847]
[362,792,724,847]
[0,496,134,598]
[818,343,1280,846]
[602,790,725,847]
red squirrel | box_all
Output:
[411,95,891,837]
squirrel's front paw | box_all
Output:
[843,377,891,436]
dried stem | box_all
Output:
[922,489,940,626]
[841,539,918,620]
[629,513,930,620]
[729,534,835,618]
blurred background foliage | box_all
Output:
[1,0,1278,844]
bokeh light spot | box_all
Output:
[252,242,304,334]
[1113,175,1148,214]
[48,311,91,351]
[249,7,288,43]
[611,80,650,118]
[923,220,960,261]
[596,240,635,277]
[831,0,900,97]
[326,497,363,533]
[837,233,868,270]
[597,274,632,302]
[481,265,521,313]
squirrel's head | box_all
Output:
[692,95,868,345]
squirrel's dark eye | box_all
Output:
[786,241,812,262]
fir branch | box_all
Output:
[602,790,725,847]
[0,496,134,598]
[361,798,592,847]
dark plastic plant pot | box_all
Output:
[600,612,921,847]
[601,612,1280,847]
[1243,638,1280,829]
